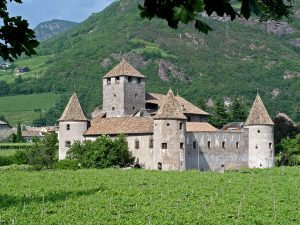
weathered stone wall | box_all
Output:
[59,121,88,160]
[153,119,186,171]
[185,130,249,171]
[0,128,13,141]
[124,77,145,115]
[102,77,125,117]
[246,125,274,168]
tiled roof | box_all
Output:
[59,93,88,121]
[154,89,186,120]
[84,116,153,136]
[245,95,274,126]
[103,59,145,78]
[146,93,209,116]
[186,122,219,132]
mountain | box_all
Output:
[9,0,300,123]
[34,19,78,41]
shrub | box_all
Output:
[0,155,14,166]
[56,160,80,170]
[13,150,28,165]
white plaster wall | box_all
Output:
[186,130,249,171]
[246,125,274,168]
[59,121,88,160]
[153,119,186,171]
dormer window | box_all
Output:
[115,77,120,84]
[128,77,132,82]
[107,78,111,84]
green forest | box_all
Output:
[0,0,300,124]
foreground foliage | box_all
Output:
[277,134,300,166]
[67,135,135,168]
[0,167,299,224]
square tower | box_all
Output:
[102,59,146,117]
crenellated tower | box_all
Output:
[245,95,274,168]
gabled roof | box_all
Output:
[154,89,186,120]
[103,59,145,78]
[59,93,88,122]
[186,122,218,132]
[84,116,153,136]
[146,93,209,116]
[245,95,274,126]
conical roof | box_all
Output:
[103,59,145,78]
[59,93,88,121]
[154,89,186,120]
[245,95,274,126]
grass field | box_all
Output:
[0,93,60,125]
[0,167,299,224]
[0,150,17,156]
[0,55,54,84]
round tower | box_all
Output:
[58,93,88,160]
[153,89,186,171]
[245,95,274,168]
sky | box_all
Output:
[8,0,116,28]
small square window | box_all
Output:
[180,143,184,149]
[137,78,141,83]
[236,142,239,149]
[162,143,167,149]
[269,143,272,149]
[107,78,111,84]
[193,141,196,149]
[179,123,182,130]
[66,124,70,130]
[187,116,191,122]
[65,141,71,148]
[115,77,120,84]
[128,77,132,82]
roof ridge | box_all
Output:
[245,95,274,126]
[103,60,145,78]
[154,89,186,120]
[59,93,88,121]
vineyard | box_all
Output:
[0,167,299,224]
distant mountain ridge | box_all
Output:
[34,19,78,41]
[8,0,300,123]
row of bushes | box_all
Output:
[0,150,28,166]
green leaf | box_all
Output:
[194,19,212,34]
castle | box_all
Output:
[58,59,275,171]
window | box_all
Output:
[180,143,184,149]
[236,142,239,149]
[128,76,132,82]
[112,107,115,111]
[132,106,135,110]
[257,130,260,133]
[269,143,272,149]
[135,140,139,149]
[162,143,167,149]
[149,138,153,148]
[114,94,116,97]
[115,77,120,84]
[208,141,211,149]
[167,123,170,126]
[180,123,182,130]
[135,94,137,97]
[187,116,191,122]
[137,78,141,83]
[193,141,197,149]
[222,141,226,149]
[107,78,111,84]
[255,145,258,149]
[65,141,71,148]
[66,124,70,130]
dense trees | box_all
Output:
[277,134,300,166]
[67,135,135,168]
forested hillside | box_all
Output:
[1,0,300,124]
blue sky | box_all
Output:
[8,0,115,28]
